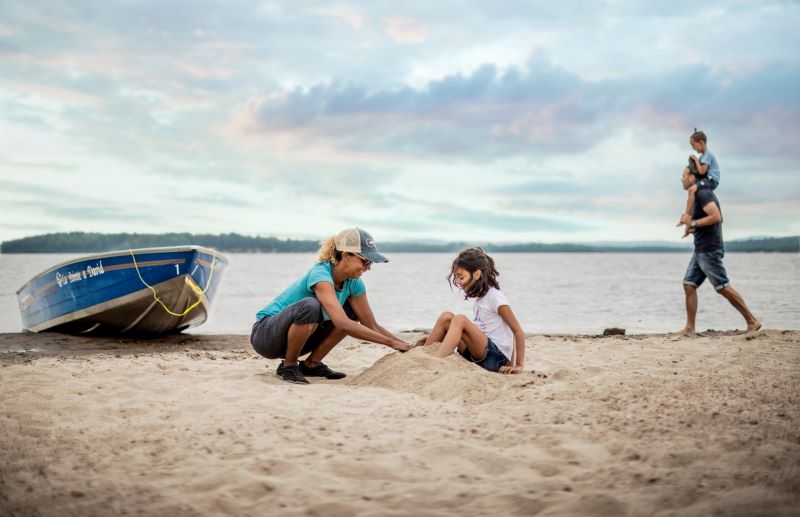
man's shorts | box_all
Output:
[683,249,730,291]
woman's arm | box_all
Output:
[348,293,397,340]
[498,304,525,373]
[313,283,411,351]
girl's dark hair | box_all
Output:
[448,247,500,299]
[690,128,707,143]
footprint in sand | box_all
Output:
[550,369,576,380]
[555,494,628,516]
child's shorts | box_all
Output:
[460,337,510,372]
[696,178,718,191]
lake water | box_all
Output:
[1,253,797,335]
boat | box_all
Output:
[16,246,228,334]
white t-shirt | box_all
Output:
[472,287,514,360]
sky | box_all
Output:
[1,1,799,245]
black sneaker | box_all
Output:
[276,361,309,384]
[299,360,347,380]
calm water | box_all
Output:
[1,253,797,335]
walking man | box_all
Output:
[676,167,761,336]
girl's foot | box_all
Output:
[674,327,697,337]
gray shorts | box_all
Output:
[250,297,356,359]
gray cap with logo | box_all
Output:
[334,227,389,263]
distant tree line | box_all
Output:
[1,232,797,254]
[0,232,318,253]
[724,236,799,252]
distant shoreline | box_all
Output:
[2,232,798,254]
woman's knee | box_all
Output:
[295,297,323,323]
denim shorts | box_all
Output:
[460,337,510,372]
[683,249,730,291]
[696,178,718,191]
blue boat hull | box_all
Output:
[16,246,228,334]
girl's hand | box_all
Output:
[414,336,428,347]
[499,365,522,374]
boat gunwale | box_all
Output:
[15,245,228,295]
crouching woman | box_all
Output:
[250,228,412,384]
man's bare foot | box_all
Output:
[674,327,697,337]
[745,321,762,333]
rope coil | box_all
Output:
[129,249,218,317]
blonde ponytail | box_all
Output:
[317,236,339,264]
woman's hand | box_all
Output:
[414,336,428,347]
[391,339,414,352]
[499,365,522,374]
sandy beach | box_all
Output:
[1,330,798,516]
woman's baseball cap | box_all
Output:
[334,227,389,263]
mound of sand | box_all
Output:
[349,342,547,403]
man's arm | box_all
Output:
[694,200,722,227]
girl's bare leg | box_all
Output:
[423,311,454,345]
[438,314,489,359]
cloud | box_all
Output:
[384,16,426,44]
[242,56,800,162]
[0,0,798,244]
[317,6,365,29]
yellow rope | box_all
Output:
[129,249,218,317]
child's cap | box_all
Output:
[334,227,389,263]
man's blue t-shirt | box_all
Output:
[700,150,721,184]
[256,261,366,321]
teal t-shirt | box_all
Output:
[256,261,366,322]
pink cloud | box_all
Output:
[383,16,426,44]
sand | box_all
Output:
[1,330,798,516]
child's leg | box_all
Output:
[437,314,489,359]
[423,311,454,346]
[678,185,697,226]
